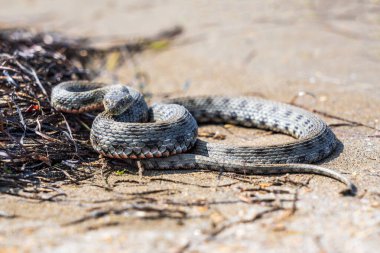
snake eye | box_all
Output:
[103,86,133,115]
[103,97,113,110]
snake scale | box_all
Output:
[51,81,356,194]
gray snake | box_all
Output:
[51,81,356,194]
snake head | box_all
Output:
[103,86,134,115]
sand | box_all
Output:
[0,1,379,252]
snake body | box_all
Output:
[51,81,355,194]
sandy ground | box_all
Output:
[1,1,380,252]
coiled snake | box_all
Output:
[51,81,356,194]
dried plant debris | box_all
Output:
[0,27,183,193]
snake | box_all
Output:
[51,81,356,194]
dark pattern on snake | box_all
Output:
[51,81,356,194]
